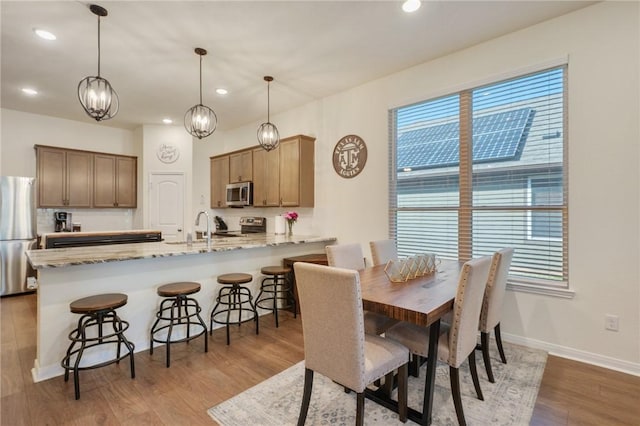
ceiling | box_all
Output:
[1,1,594,132]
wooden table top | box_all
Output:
[359,259,464,328]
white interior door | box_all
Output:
[149,173,184,241]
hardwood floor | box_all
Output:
[1,293,639,425]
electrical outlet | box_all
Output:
[605,314,619,331]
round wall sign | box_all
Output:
[156,143,180,164]
[332,134,368,179]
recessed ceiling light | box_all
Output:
[216,88,228,95]
[402,0,421,13]
[21,88,38,96]
[162,118,173,124]
[34,28,56,40]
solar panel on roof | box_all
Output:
[397,107,534,171]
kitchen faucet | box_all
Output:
[195,210,212,249]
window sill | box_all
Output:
[507,281,575,299]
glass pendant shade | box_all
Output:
[78,75,119,121]
[184,47,217,139]
[257,75,280,151]
[78,4,118,122]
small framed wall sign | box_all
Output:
[156,143,180,164]
[332,134,368,179]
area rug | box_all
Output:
[208,341,546,425]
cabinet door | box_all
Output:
[65,151,93,208]
[210,156,229,208]
[115,157,137,207]
[93,154,117,207]
[252,147,280,207]
[229,151,253,183]
[279,139,300,206]
[37,147,66,207]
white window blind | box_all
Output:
[390,66,568,288]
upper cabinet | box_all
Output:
[93,154,137,208]
[35,145,137,209]
[252,146,280,207]
[36,146,93,208]
[229,151,253,183]
[210,134,315,209]
[279,135,315,207]
[210,155,230,208]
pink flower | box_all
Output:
[283,211,298,224]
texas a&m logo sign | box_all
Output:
[332,134,368,179]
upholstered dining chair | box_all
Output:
[294,262,409,426]
[478,247,514,383]
[369,239,398,266]
[385,256,492,426]
[326,244,396,335]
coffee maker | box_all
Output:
[54,211,71,232]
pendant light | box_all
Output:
[77,4,119,121]
[257,76,280,151]
[184,48,217,139]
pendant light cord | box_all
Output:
[267,81,271,122]
[97,15,101,77]
[199,54,203,105]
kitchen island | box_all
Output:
[26,233,336,382]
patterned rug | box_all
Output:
[208,341,546,425]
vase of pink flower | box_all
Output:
[283,211,298,236]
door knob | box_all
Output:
[177,228,182,232]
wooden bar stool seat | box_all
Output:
[256,265,296,328]
[61,293,135,400]
[149,282,208,368]
[210,273,259,345]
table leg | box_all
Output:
[421,318,441,425]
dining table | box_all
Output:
[359,259,464,425]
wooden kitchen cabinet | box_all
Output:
[36,146,93,208]
[210,155,229,208]
[252,146,280,207]
[279,135,315,207]
[229,150,253,183]
[93,154,137,208]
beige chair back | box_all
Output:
[294,262,367,392]
[479,248,514,333]
[369,239,398,266]
[326,243,365,270]
[446,256,492,368]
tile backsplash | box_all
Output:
[37,208,134,234]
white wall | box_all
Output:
[192,2,639,371]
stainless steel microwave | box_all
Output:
[226,182,253,207]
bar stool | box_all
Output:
[149,282,208,368]
[255,265,296,327]
[61,293,135,400]
[210,273,259,345]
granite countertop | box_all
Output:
[27,234,337,269]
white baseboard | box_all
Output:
[502,332,640,377]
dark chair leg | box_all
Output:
[468,351,484,401]
[449,366,466,426]
[297,368,314,426]
[397,363,408,423]
[481,331,495,383]
[409,354,420,377]
[356,392,365,426]
[494,323,507,364]
[382,372,394,396]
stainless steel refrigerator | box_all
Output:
[1,176,37,296]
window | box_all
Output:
[390,66,568,290]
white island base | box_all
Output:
[29,236,334,382]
